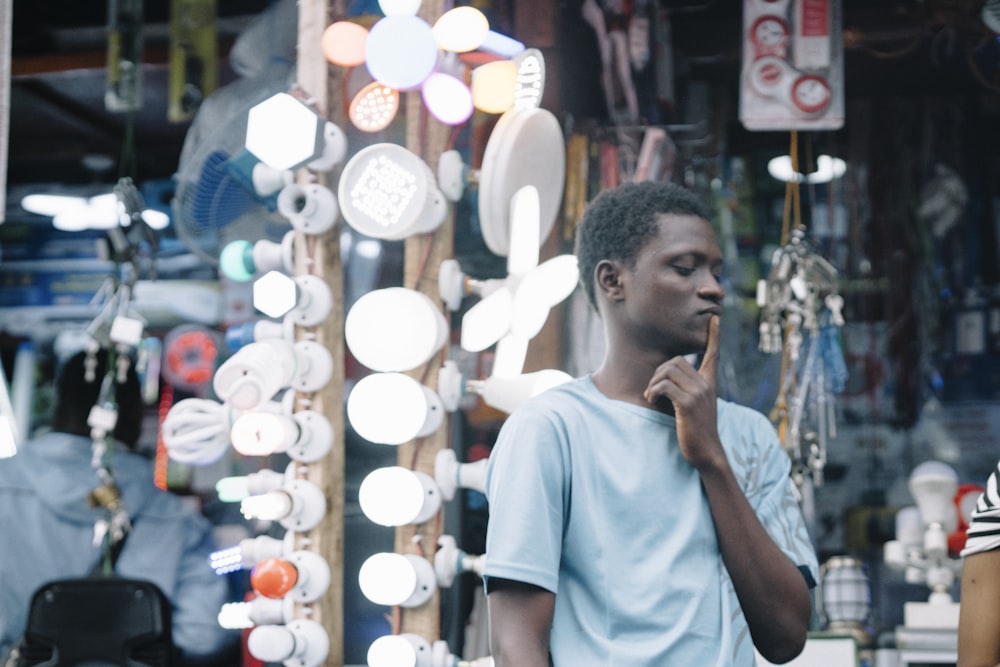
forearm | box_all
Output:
[698,458,812,663]
[487,582,554,667]
[958,550,1000,667]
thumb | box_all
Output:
[698,315,720,384]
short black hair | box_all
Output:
[573,181,713,310]
[51,349,144,448]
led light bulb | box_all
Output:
[358,552,436,607]
[219,231,294,283]
[322,21,368,66]
[251,557,299,599]
[338,143,446,240]
[345,287,448,373]
[350,82,400,133]
[433,6,489,52]
[347,373,444,445]
[216,468,285,502]
[231,412,298,456]
[247,619,329,667]
[246,93,324,171]
[162,398,237,465]
[240,479,326,531]
[367,633,430,667]
[421,73,473,126]
[359,466,442,527]
[365,15,438,91]
[471,60,517,113]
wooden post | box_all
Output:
[394,0,454,643]
[295,0,346,664]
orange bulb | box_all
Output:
[250,557,299,599]
[322,21,368,67]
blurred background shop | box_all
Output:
[1,0,999,665]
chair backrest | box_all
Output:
[19,578,173,667]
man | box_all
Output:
[0,346,238,665]
[958,459,1000,667]
[484,181,818,666]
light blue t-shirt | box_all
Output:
[484,375,818,667]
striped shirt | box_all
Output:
[961,459,1000,557]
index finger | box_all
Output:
[698,315,720,383]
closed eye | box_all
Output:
[671,265,695,276]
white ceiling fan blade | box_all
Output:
[506,185,540,277]
[460,288,514,352]
[492,334,529,378]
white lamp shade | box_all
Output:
[471,60,517,113]
[338,143,446,240]
[347,373,443,445]
[359,466,442,526]
[421,73,473,126]
[909,461,959,529]
[345,287,449,372]
[367,634,431,667]
[365,16,438,91]
[433,6,489,52]
[358,552,436,607]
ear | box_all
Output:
[595,259,625,302]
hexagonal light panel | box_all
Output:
[253,270,298,318]
[245,93,325,171]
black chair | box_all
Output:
[17,578,173,667]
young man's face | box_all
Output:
[619,213,725,357]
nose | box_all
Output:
[698,271,725,302]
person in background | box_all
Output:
[958,459,1000,667]
[484,180,818,666]
[0,346,238,665]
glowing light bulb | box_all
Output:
[433,6,489,52]
[421,73,473,126]
[251,557,300,599]
[472,60,517,113]
[322,21,369,66]
[219,240,255,282]
[350,82,400,133]
[365,16,438,91]
[367,634,428,667]
[231,412,298,456]
[358,552,436,607]
[359,466,441,526]
[347,373,443,445]
[241,490,293,521]
[344,287,448,373]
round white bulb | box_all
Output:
[359,466,441,527]
[367,634,430,667]
[347,373,429,445]
[358,553,436,608]
[345,288,448,373]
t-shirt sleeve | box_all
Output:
[961,460,1000,557]
[483,405,568,595]
[746,411,819,588]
